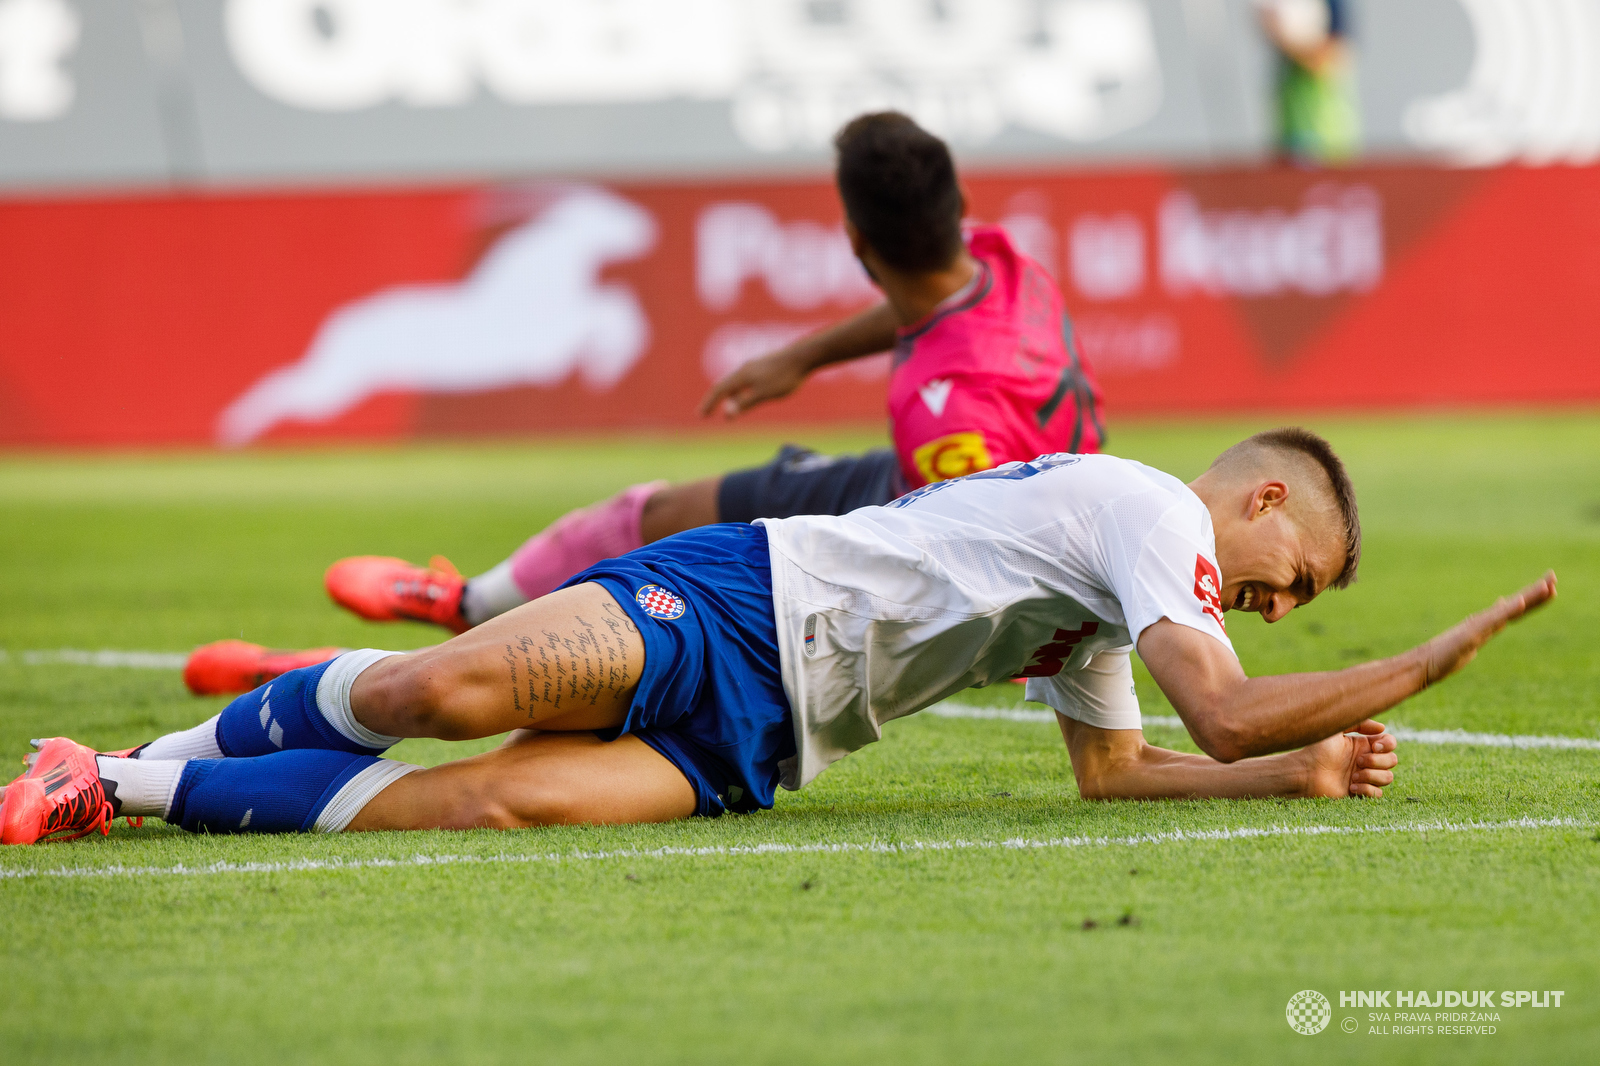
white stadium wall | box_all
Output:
[6,0,1599,188]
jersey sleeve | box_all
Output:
[1024,648,1142,730]
[1106,497,1236,654]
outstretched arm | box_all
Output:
[1058,715,1397,800]
[698,302,897,419]
[1136,573,1557,763]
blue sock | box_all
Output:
[169,750,379,834]
[215,658,391,758]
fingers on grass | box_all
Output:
[1349,782,1386,799]
[1358,751,1399,771]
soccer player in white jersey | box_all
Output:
[3,429,1555,842]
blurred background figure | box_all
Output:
[1257,0,1360,164]
[2,0,1598,456]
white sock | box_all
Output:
[312,759,424,832]
[97,756,185,819]
[461,560,527,626]
[139,714,224,761]
[315,649,404,750]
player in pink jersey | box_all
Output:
[185,112,1104,694]
[886,222,1101,492]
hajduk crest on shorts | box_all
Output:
[636,584,686,621]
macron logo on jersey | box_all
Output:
[1193,556,1226,629]
[918,378,953,417]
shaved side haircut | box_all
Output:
[834,111,965,273]
[1209,427,1362,588]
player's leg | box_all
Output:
[347,731,696,830]
[318,477,709,634]
[327,444,895,633]
[4,730,692,842]
[183,640,349,697]
[638,477,722,543]
[181,445,897,699]
[133,581,644,770]
[351,580,645,741]
[149,731,691,834]
[5,529,772,845]
[489,477,726,610]
[128,647,416,765]
[0,737,397,844]
[491,443,899,607]
[714,444,903,523]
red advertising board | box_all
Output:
[1,164,1597,448]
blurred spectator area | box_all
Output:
[1,0,1594,191]
[1256,0,1361,164]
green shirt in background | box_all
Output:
[1278,53,1361,164]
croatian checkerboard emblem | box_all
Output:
[636,584,686,620]
[1286,990,1331,1034]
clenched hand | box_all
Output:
[1301,721,1398,798]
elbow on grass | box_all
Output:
[1072,745,1152,801]
[1165,697,1248,764]
[1075,773,1115,801]
[1189,718,1249,764]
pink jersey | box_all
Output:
[888,225,1104,491]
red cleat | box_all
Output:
[2,738,115,845]
[324,554,469,634]
[17,740,151,828]
[183,640,346,696]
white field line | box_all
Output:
[0,648,189,669]
[0,817,1590,884]
[4,653,1596,751]
[927,703,1600,751]
[1384,726,1600,751]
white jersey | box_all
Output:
[757,453,1237,790]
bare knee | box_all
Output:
[640,478,721,543]
[356,652,479,742]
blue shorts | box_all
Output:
[559,523,794,817]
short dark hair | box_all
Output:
[1214,427,1362,589]
[834,112,965,273]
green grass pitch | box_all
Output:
[1,413,1596,1064]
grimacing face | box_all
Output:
[1211,481,1346,624]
